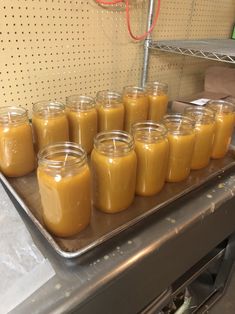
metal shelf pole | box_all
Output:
[140,0,155,87]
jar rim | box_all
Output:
[0,106,28,125]
[123,86,146,94]
[164,113,194,122]
[145,81,168,94]
[163,114,195,135]
[33,100,65,117]
[94,130,134,156]
[96,90,121,98]
[132,121,167,134]
[66,95,95,111]
[132,121,168,142]
[145,81,168,88]
[184,106,215,122]
[38,141,87,169]
[207,100,234,113]
[96,90,122,107]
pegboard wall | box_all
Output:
[148,0,235,98]
[1,0,235,115]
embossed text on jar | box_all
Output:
[164,114,195,182]
[123,86,149,132]
[91,131,137,213]
[37,142,91,237]
[0,106,36,177]
[32,101,69,152]
[207,100,234,159]
[96,90,124,132]
[132,121,169,196]
[146,82,168,122]
[66,95,97,153]
[185,106,215,169]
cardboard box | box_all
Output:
[171,66,235,113]
[205,66,235,97]
[171,91,229,113]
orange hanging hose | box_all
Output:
[95,0,161,41]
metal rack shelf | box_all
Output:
[149,39,235,63]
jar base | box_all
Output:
[44,219,90,238]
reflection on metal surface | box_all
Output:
[1,152,235,259]
[150,39,235,63]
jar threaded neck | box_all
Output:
[96,90,122,107]
[132,121,167,143]
[123,86,146,97]
[163,114,195,135]
[145,81,168,94]
[33,101,65,117]
[0,106,28,125]
[206,100,234,114]
[184,106,215,124]
[38,142,87,169]
[94,130,134,156]
[66,95,95,111]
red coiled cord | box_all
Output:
[95,0,161,41]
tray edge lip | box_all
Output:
[1,156,235,259]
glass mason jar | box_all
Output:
[185,106,215,169]
[96,90,124,132]
[32,101,69,152]
[91,131,137,213]
[132,121,169,196]
[163,114,195,182]
[66,95,97,154]
[206,100,234,159]
[37,142,91,237]
[123,86,149,132]
[146,81,168,122]
[0,106,36,177]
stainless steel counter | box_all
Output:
[7,166,235,314]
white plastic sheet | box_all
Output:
[0,182,55,314]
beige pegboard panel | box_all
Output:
[178,58,213,98]
[178,58,232,98]
[0,0,148,116]
[151,0,235,40]
[146,0,204,100]
[148,54,228,100]
[189,0,235,39]
[1,0,235,114]
[151,0,196,40]
[147,0,235,100]
[177,0,235,97]
[147,51,185,100]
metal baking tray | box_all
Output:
[1,151,235,259]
